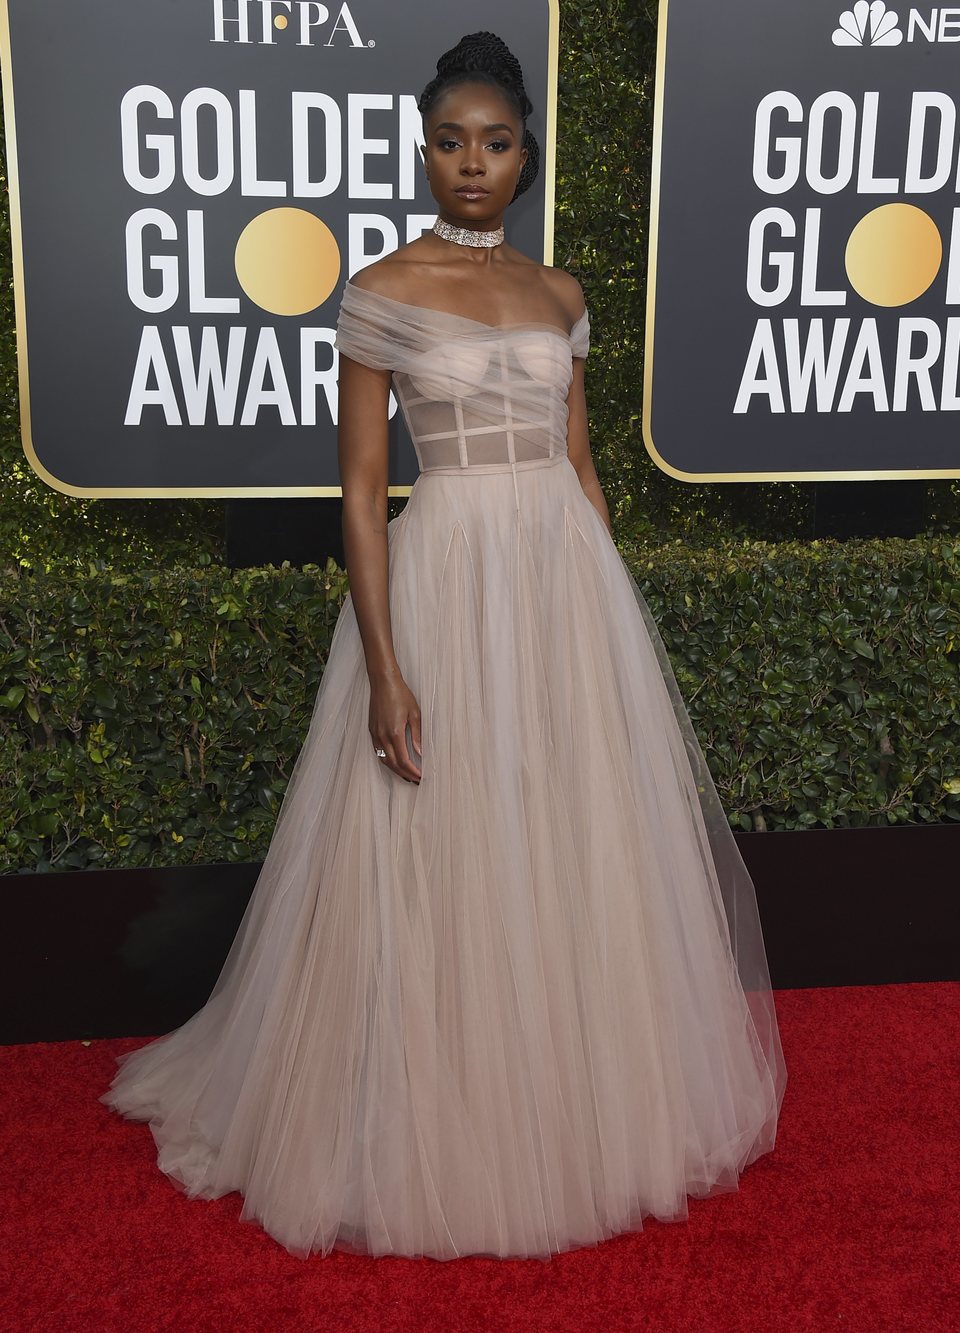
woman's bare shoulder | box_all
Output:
[540,265,587,323]
[346,240,436,301]
[505,254,586,322]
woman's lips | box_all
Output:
[455,187,489,198]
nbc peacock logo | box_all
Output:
[832,0,904,45]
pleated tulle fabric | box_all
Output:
[100,281,787,1261]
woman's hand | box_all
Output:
[369,670,422,783]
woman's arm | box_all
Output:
[337,351,396,680]
[548,267,613,536]
[566,356,613,537]
[337,350,422,782]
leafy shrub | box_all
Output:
[3,537,959,873]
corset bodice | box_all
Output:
[334,282,590,477]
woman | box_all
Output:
[101,31,787,1261]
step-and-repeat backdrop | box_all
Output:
[647,0,960,480]
[0,0,557,496]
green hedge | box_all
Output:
[1,560,350,873]
[3,535,959,874]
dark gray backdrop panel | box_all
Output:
[4,0,553,491]
[649,0,959,478]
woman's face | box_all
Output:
[421,80,527,228]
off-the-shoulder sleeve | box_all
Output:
[569,307,590,360]
[334,280,400,370]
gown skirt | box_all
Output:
[100,283,787,1261]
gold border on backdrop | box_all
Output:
[643,0,960,482]
[0,0,560,499]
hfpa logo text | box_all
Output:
[211,0,373,48]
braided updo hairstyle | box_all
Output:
[418,31,541,205]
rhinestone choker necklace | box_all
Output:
[433,217,505,248]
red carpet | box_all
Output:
[2,982,957,1331]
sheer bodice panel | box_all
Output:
[335,281,590,475]
[394,333,573,472]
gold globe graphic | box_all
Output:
[235,208,341,317]
[845,204,942,307]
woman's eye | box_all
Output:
[436,139,510,151]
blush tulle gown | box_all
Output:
[100,279,787,1261]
